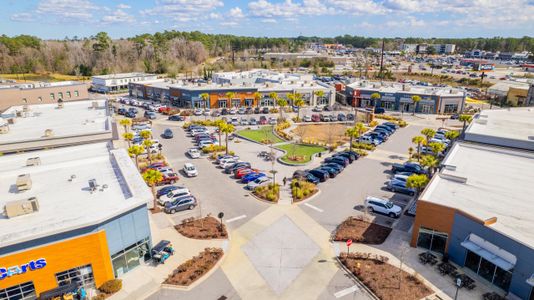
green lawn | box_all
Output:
[237,126,284,144]
[277,144,327,164]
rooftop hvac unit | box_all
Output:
[44,129,54,137]
[4,197,39,218]
[7,118,16,124]
[0,125,8,134]
[26,157,41,167]
[22,105,29,112]
[16,174,32,192]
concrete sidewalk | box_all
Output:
[109,212,227,300]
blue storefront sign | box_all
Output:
[0,258,47,280]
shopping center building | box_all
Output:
[411,108,534,299]
[345,80,466,114]
[0,101,152,299]
[128,69,336,109]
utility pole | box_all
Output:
[379,38,385,78]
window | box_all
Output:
[50,93,55,100]
[416,227,448,254]
[58,92,63,99]
[56,264,95,289]
[111,238,150,277]
[381,101,396,110]
[74,90,79,97]
[37,97,43,102]
[420,104,434,114]
[218,100,227,108]
[0,282,36,300]
[463,250,512,291]
[444,104,458,113]
[66,91,71,98]
[245,99,253,107]
[231,99,241,107]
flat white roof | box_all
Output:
[0,100,110,144]
[347,80,465,97]
[92,72,156,80]
[421,142,534,249]
[0,142,152,247]
[465,108,534,151]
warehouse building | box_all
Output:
[129,70,335,109]
[345,80,465,114]
[92,73,158,93]
[0,81,88,112]
[411,108,534,299]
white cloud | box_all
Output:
[10,12,34,22]
[220,21,239,27]
[229,7,245,18]
[248,0,335,18]
[116,3,131,9]
[260,18,277,23]
[35,0,97,22]
[142,0,224,22]
[102,9,135,24]
[209,12,222,19]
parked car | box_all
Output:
[183,163,198,177]
[322,163,344,172]
[229,108,237,115]
[262,107,270,114]
[168,115,184,121]
[246,176,270,190]
[187,148,201,159]
[220,159,239,169]
[302,115,312,122]
[117,108,127,115]
[246,107,254,114]
[159,172,179,185]
[142,162,167,172]
[235,168,259,179]
[391,162,427,175]
[320,114,330,122]
[268,117,277,125]
[259,116,268,125]
[311,114,321,122]
[144,111,157,119]
[312,106,323,112]
[225,162,251,174]
[156,185,185,198]
[317,166,339,178]
[337,113,346,121]
[333,151,356,163]
[324,156,349,167]
[308,169,329,182]
[364,196,402,218]
[221,108,229,115]
[241,172,266,183]
[382,122,399,129]
[238,107,246,115]
[216,154,239,163]
[254,107,261,114]
[164,195,197,214]
[347,113,355,121]
[359,135,380,145]
[374,107,385,114]
[125,111,136,118]
[162,129,173,139]
[366,132,386,143]
[240,118,248,125]
[249,117,258,125]
[158,189,191,206]
[387,179,416,195]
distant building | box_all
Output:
[0,81,88,112]
[345,80,465,114]
[91,73,158,93]
[400,43,456,54]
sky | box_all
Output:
[1,0,534,39]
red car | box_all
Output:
[311,114,321,122]
[259,116,267,125]
[141,162,167,172]
[158,173,179,185]
[235,168,259,179]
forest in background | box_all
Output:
[1,31,533,77]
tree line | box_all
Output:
[1,32,533,77]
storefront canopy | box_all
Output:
[461,233,517,271]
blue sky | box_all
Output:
[1,0,534,39]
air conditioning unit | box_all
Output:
[5,197,40,218]
[44,129,54,137]
[16,174,32,192]
[26,157,41,167]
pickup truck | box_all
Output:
[391,162,427,175]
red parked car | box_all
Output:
[141,162,167,172]
[259,116,268,125]
[311,114,321,122]
[158,173,179,185]
[234,168,259,179]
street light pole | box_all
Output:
[454,277,462,300]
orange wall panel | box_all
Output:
[0,231,114,295]
[410,201,457,251]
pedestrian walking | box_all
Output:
[283,177,287,186]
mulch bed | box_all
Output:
[292,189,318,203]
[164,248,223,286]
[339,252,433,300]
[333,216,392,244]
[175,216,228,239]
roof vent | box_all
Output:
[442,164,457,171]
[16,174,32,192]
[475,119,487,125]
[439,173,467,184]
[44,129,54,137]
[26,157,41,167]
[479,114,488,118]
[4,197,39,218]
[68,174,77,182]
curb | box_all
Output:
[248,190,280,205]
[274,145,328,167]
[293,188,321,205]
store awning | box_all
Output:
[461,234,516,271]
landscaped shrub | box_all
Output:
[352,142,376,151]
[180,110,192,116]
[274,121,292,140]
[98,279,122,294]
[369,120,379,127]
[254,183,280,202]
[202,145,226,153]
[91,294,107,300]
[290,180,317,201]
[269,108,279,113]
[355,149,368,156]
[397,120,408,127]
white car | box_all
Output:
[203,108,211,116]
[303,115,312,122]
[193,108,203,116]
[187,148,201,159]
[229,108,237,115]
[183,163,198,177]
[198,140,214,149]
[158,188,191,206]
[364,196,402,218]
[220,160,239,169]
[246,176,270,190]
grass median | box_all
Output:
[237,126,284,144]
[277,143,326,164]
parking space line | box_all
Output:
[334,285,359,298]
[304,203,324,213]
[226,215,247,223]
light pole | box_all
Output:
[454,277,462,300]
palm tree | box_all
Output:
[253,92,262,107]
[314,90,325,106]
[406,174,429,197]
[345,126,360,152]
[142,169,163,209]
[370,92,381,108]
[123,132,134,147]
[199,93,210,109]
[411,95,421,115]
[420,155,439,176]
[226,92,237,108]
[221,123,235,154]
[119,118,132,132]
[421,128,436,144]
[292,93,305,121]
[277,97,288,121]
[428,142,445,157]
[408,147,414,161]
[268,92,278,108]
[143,139,154,163]
[128,145,145,170]
[459,114,473,134]
[139,129,152,140]
[214,119,225,146]
[354,122,366,136]
[411,136,426,162]
[445,130,460,142]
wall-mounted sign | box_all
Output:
[0,258,47,280]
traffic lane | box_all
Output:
[152,123,269,230]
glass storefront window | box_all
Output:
[56,264,95,289]
[218,100,227,108]
[231,99,240,107]
[444,104,458,113]
[463,249,513,291]
[111,238,150,277]
[416,227,448,254]
[494,266,512,291]
[245,99,253,107]
[465,250,480,272]
[0,282,35,300]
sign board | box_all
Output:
[346,239,353,247]
[0,258,47,280]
